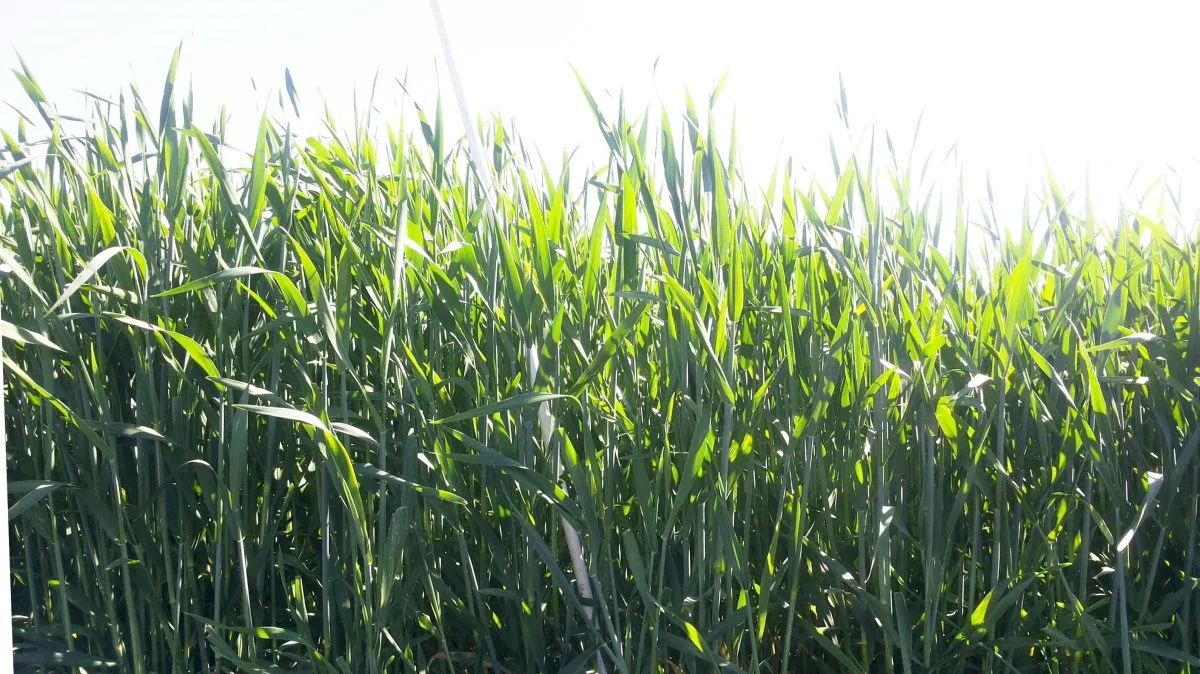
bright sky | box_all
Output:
[4,0,1200,231]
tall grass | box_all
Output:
[2,53,1199,673]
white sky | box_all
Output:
[3,0,1200,231]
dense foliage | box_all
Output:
[3,54,1199,673]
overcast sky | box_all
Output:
[4,0,1199,229]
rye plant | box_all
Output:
[2,51,1199,673]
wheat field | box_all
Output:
[2,53,1199,673]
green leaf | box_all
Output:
[1,320,65,352]
[0,157,31,182]
[684,620,707,654]
[354,463,467,505]
[158,43,181,136]
[246,115,270,229]
[568,300,649,396]
[432,391,574,426]
[153,265,281,297]
[284,67,301,116]
[1116,471,1163,552]
[46,246,147,316]
[825,161,856,227]
[9,481,65,521]
[234,403,328,432]
[1089,331,1157,353]
[935,400,958,439]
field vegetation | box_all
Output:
[2,53,1199,672]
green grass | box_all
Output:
[2,52,1199,673]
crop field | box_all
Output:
[1,54,1199,673]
